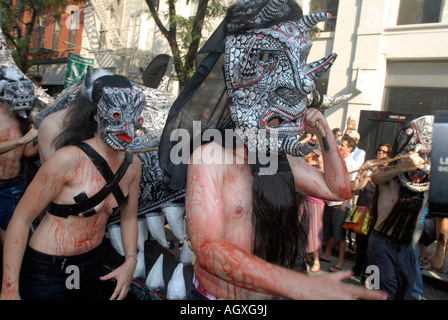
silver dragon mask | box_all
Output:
[224,0,336,156]
[0,67,37,118]
[97,86,147,151]
[396,115,433,193]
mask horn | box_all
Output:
[298,12,332,35]
[304,53,338,81]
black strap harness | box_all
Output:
[47,142,133,218]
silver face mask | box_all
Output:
[2,79,36,118]
[97,87,147,151]
[224,2,336,156]
[396,115,433,192]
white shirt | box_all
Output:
[352,147,366,169]
[326,154,358,207]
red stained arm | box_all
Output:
[291,109,351,201]
[0,147,77,299]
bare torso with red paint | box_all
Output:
[28,141,135,256]
[187,141,351,299]
[0,118,25,179]
[187,147,271,299]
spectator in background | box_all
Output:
[346,118,357,132]
[345,130,365,168]
[298,147,325,272]
[321,134,358,272]
[332,128,342,145]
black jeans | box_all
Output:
[367,230,416,300]
[20,245,104,300]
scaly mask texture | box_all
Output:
[97,86,146,151]
[224,0,336,156]
[0,67,36,118]
[395,115,433,193]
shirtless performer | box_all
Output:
[0,71,145,300]
[368,116,447,300]
[185,0,387,300]
[0,66,38,244]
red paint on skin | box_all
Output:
[187,167,280,298]
[36,189,46,208]
[197,239,277,298]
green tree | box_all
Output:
[144,0,225,90]
[0,0,85,73]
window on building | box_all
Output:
[397,0,442,25]
[33,18,45,49]
[52,18,61,50]
[67,10,78,49]
[68,28,77,49]
[384,87,448,115]
[310,0,339,32]
[99,24,107,48]
[384,61,448,115]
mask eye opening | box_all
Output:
[258,53,271,62]
[112,112,121,120]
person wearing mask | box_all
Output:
[367,116,442,299]
[0,66,39,245]
[0,71,145,300]
[184,0,386,300]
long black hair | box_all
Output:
[51,93,97,150]
[251,170,306,268]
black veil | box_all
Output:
[158,21,230,190]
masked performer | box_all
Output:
[0,71,145,300]
[367,116,442,299]
[0,66,38,244]
[185,0,387,300]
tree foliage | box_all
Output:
[0,0,86,73]
[144,0,225,90]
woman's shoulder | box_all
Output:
[191,141,235,164]
[46,144,84,167]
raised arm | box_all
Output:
[371,151,424,186]
[290,109,351,201]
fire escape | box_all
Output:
[83,0,155,83]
